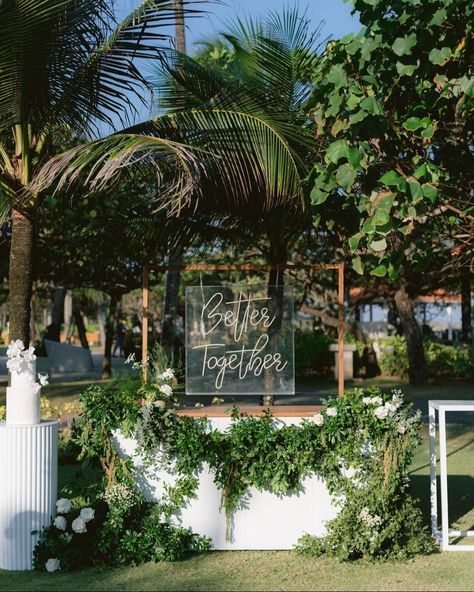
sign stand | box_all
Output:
[429,399,474,551]
[142,263,345,397]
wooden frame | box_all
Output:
[142,263,345,396]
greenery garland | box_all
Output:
[34,373,436,570]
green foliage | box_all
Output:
[380,336,474,379]
[138,388,435,560]
[309,0,474,277]
[294,329,334,377]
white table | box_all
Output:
[429,400,474,551]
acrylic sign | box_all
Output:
[186,285,294,395]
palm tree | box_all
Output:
[0,0,200,344]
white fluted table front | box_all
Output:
[0,420,58,570]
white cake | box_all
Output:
[6,344,42,426]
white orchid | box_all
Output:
[79,507,95,523]
[56,498,72,514]
[38,373,49,386]
[45,558,60,572]
[71,516,87,534]
[6,339,25,358]
[23,346,36,362]
[53,516,67,531]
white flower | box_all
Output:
[374,405,389,420]
[312,413,324,426]
[79,507,95,523]
[340,465,357,480]
[6,356,23,373]
[160,368,175,381]
[53,516,67,531]
[397,424,406,434]
[362,397,372,405]
[194,402,204,408]
[23,346,36,362]
[56,498,71,514]
[71,516,87,534]
[325,407,338,417]
[38,373,49,386]
[7,339,25,358]
[159,384,173,397]
[211,396,224,405]
[391,392,403,408]
[45,558,60,572]
[125,353,136,365]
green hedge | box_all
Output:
[294,329,334,377]
[379,336,474,379]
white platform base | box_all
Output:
[113,417,339,550]
[0,421,58,570]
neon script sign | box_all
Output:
[186,286,294,395]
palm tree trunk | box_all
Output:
[394,285,427,386]
[8,208,34,344]
[174,0,186,54]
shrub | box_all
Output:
[294,329,334,377]
[379,337,474,379]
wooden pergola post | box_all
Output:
[142,263,345,396]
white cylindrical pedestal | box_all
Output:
[0,421,58,570]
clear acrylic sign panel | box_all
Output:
[186,285,294,395]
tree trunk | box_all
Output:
[49,287,66,341]
[460,264,472,344]
[73,305,90,350]
[102,292,118,379]
[394,285,427,386]
[162,245,183,360]
[8,208,34,344]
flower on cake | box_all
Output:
[53,516,67,531]
[45,558,61,572]
[6,339,25,358]
[38,373,49,386]
[56,498,72,514]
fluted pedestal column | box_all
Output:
[0,421,58,570]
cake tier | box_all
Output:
[6,384,41,426]
[10,360,36,387]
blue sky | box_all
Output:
[118,0,360,49]
[107,0,360,134]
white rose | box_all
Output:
[159,384,173,397]
[397,424,406,434]
[325,407,338,417]
[372,396,383,406]
[53,516,67,531]
[362,397,372,405]
[38,372,49,386]
[374,405,389,420]
[80,507,95,523]
[56,498,72,514]
[45,558,60,572]
[72,516,87,534]
[312,413,324,426]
